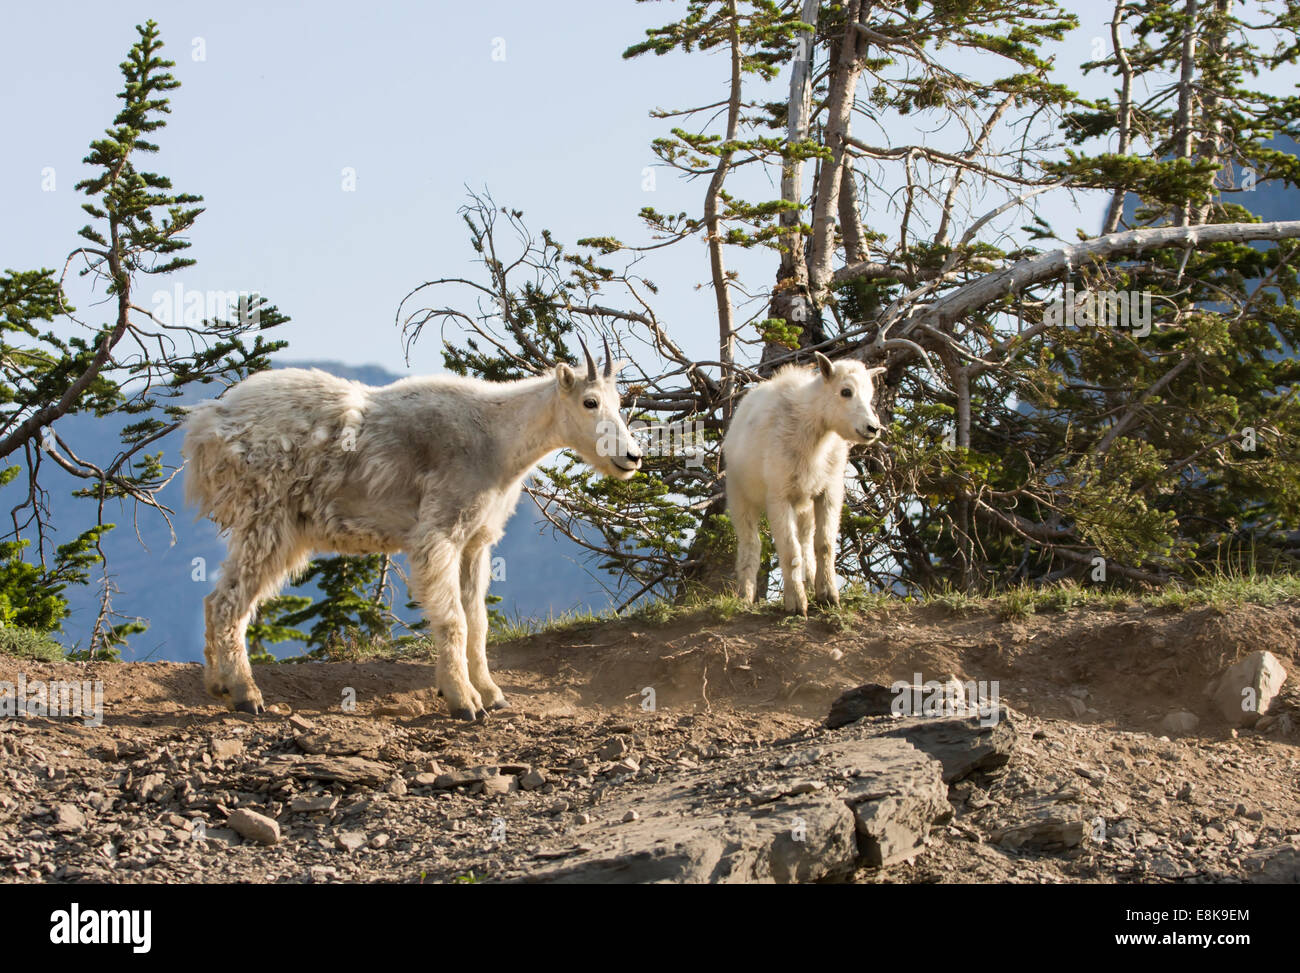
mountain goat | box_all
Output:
[182,339,641,720]
[724,353,886,615]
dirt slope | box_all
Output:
[1,598,1297,883]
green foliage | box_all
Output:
[253,555,395,656]
[0,626,65,661]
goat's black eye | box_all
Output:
[840,388,853,398]
[583,398,598,410]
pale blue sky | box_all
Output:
[1,1,730,373]
[3,2,1295,377]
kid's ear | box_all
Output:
[556,362,577,391]
[866,365,888,380]
[814,351,834,381]
[609,359,631,377]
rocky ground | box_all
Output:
[0,597,1297,883]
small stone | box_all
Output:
[1211,650,1287,727]
[575,812,591,825]
[337,832,366,853]
[519,770,547,791]
[227,808,280,845]
[376,701,424,719]
[788,780,825,795]
[1064,697,1088,717]
[288,714,315,733]
[369,833,390,850]
[289,794,339,814]
[210,738,244,761]
[51,804,86,833]
[386,776,408,797]
[622,810,640,823]
[481,774,518,797]
[598,737,630,760]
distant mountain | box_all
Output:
[42,360,618,662]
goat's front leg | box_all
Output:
[813,485,843,605]
[412,538,483,721]
[768,497,808,616]
[797,502,816,594]
[461,545,506,710]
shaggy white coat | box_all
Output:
[183,361,640,719]
[724,353,885,615]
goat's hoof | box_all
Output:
[450,706,477,722]
[233,699,265,716]
[474,708,488,721]
[488,698,510,711]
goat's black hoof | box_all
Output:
[437,689,444,698]
[489,698,510,711]
[450,707,476,722]
[233,699,264,716]
[474,708,488,721]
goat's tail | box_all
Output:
[181,400,240,526]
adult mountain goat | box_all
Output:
[724,353,886,616]
[183,340,641,720]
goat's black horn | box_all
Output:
[576,335,597,381]
[603,335,613,378]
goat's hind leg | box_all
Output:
[731,499,762,602]
[462,546,507,711]
[204,530,307,714]
[412,537,484,722]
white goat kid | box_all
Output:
[724,353,885,616]
[182,339,640,720]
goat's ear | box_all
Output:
[866,365,888,380]
[555,362,577,391]
[814,352,834,381]
[608,359,631,378]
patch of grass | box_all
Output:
[928,585,980,616]
[0,626,65,662]
[64,646,122,662]
[996,584,1038,620]
[488,606,610,644]
[921,567,1300,621]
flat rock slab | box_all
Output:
[507,710,1014,883]
[293,720,391,757]
[875,707,1015,783]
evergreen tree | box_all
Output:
[0,21,287,652]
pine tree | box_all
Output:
[0,22,287,652]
